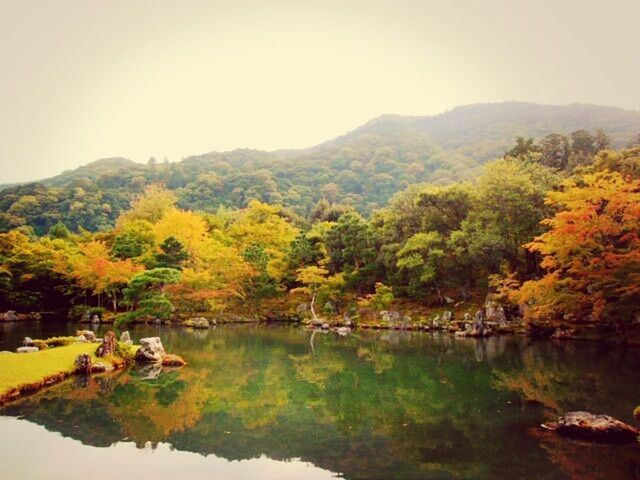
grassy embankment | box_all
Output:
[0,343,121,404]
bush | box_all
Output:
[115,341,137,362]
[68,305,107,321]
[43,336,78,347]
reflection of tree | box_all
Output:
[530,427,640,480]
[105,368,210,444]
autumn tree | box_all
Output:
[515,171,640,325]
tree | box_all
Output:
[291,266,345,321]
[540,133,570,170]
[454,158,559,275]
[324,211,375,292]
[122,268,181,321]
[228,200,298,283]
[48,221,71,240]
[396,232,446,299]
[62,240,142,311]
[505,136,541,161]
[119,185,176,224]
[155,236,188,270]
[515,171,640,325]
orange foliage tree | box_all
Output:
[516,171,640,325]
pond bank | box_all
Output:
[0,343,121,405]
[0,332,185,406]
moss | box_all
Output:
[114,341,138,362]
[42,336,78,347]
[31,339,48,350]
[0,343,117,403]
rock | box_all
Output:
[91,362,108,373]
[551,327,575,340]
[3,311,18,322]
[342,313,354,328]
[135,337,166,363]
[469,310,486,337]
[485,297,507,323]
[75,353,92,374]
[16,346,39,353]
[76,330,97,342]
[309,318,324,327]
[184,317,210,329]
[23,337,34,347]
[162,354,186,367]
[336,327,351,336]
[321,323,330,330]
[442,311,453,323]
[454,330,468,337]
[120,331,132,344]
[96,331,117,357]
[542,411,639,443]
[75,335,87,343]
[380,310,400,323]
[91,314,100,324]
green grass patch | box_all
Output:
[0,343,113,399]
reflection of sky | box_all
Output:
[0,417,340,480]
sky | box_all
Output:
[1,0,639,183]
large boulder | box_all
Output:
[135,337,166,363]
[75,354,92,374]
[3,311,18,322]
[162,354,186,367]
[380,311,400,323]
[75,330,96,342]
[184,317,210,329]
[16,346,39,353]
[542,411,639,443]
[485,297,507,324]
[96,331,117,357]
[120,331,132,345]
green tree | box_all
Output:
[154,236,188,270]
[122,268,181,322]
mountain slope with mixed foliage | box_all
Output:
[1,102,640,235]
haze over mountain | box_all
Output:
[2,101,640,234]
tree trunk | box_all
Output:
[310,291,318,321]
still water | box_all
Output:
[1,322,639,480]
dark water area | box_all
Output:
[1,322,639,479]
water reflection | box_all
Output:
[1,324,639,479]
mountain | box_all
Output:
[2,101,640,234]
[43,157,138,187]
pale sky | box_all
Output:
[1,0,639,183]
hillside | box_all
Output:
[2,101,640,234]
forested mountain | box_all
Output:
[2,102,640,234]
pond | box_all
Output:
[1,322,639,479]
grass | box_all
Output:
[0,343,112,401]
